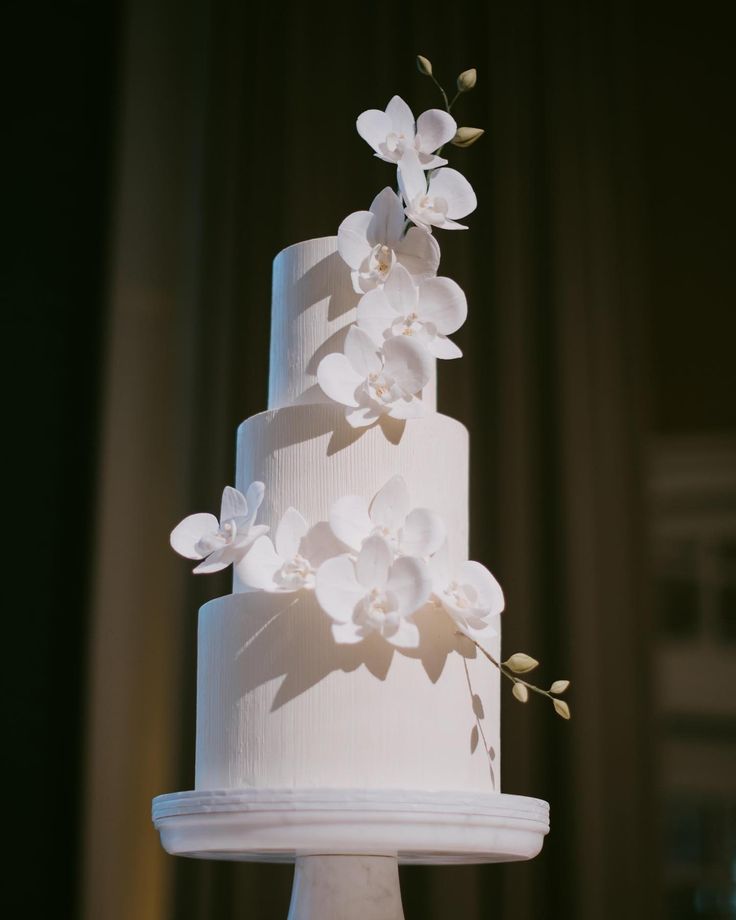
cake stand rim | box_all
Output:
[152,788,550,866]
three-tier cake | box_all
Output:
[153,85,550,872]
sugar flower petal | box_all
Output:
[426,335,463,359]
[397,149,427,206]
[274,506,309,560]
[386,555,432,617]
[244,481,265,519]
[383,262,418,315]
[385,94,415,139]
[192,544,236,574]
[437,217,469,230]
[220,486,248,522]
[170,512,219,559]
[429,168,477,220]
[382,335,433,395]
[401,507,446,557]
[418,277,467,335]
[367,187,405,247]
[433,555,504,634]
[237,523,269,547]
[329,494,372,551]
[299,521,346,569]
[355,534,392,589]
[369,475,411,533]
[356,108,393,156]
[316,352,363,408]
[416,109,457,153]
[337,210,374,270]
[236,535,282,590]
[457,560,505,615]
[387,395,426,420]
[356,288,397,345]
[396,227,441,280]
[315,554,365,623]
[456,618,498,641]
[344,325,383,378]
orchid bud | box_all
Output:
[550,680,570,694]
[505,652,539,673]
[416,55,433,77]
[512,681,529,703]
[457,68,477,91]
[553,699,571,720]
[451,127,485,148]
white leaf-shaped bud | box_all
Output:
[512,681,529,703]
[550,679,570,694]
[553,699,571,720]
[451,127,485,148]
[417,55,433,77]
[457,68,477,91]
[505,652,539,673]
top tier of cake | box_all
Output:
[268,237,437,413]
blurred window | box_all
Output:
[650,437,736,918]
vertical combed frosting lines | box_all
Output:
[195,238,502,793]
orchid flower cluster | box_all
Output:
[170,476,570,717]
[316,68,483,428]
[171,476,503,649]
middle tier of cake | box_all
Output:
[232,404,470,593]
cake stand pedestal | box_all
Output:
[152,789,549,919]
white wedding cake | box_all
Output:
[156,83,560,865]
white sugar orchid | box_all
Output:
[170,483,268,574]
[338,187,440,294]
[356,95,456,170]
[317,325,432,428]
[315,534,431,647]
[398,149,477,231]
[429,543,504,639]
[357,262,467,359]
[237,508,342,593]
[329,475,446,560]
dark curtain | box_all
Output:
[5,2,119,917]
[16,0,729,918]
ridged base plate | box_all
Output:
[152,789,549,865]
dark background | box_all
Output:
[7,0,735,918]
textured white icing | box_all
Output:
[268,237,437,412]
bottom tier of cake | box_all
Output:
[195,591,501,793]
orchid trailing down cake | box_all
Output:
[169,60,569,802]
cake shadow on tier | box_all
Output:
[206,591,477,705]
[249,403,410,458]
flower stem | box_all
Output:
[427,71,460,162]
[430,74,451,112]
[460,634,562,703]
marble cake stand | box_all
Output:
[152,788,549,919]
